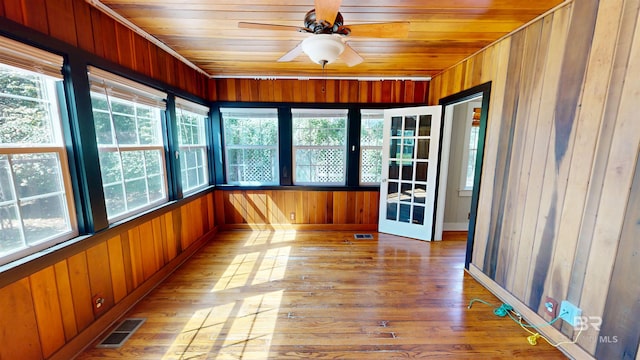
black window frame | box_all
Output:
[213,102,424,190]
[0,17,214,251]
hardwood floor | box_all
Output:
[77,231,567,359]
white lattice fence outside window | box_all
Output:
[360,110,384,185]
[292,108,347,186]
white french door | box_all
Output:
[378,106,442,240]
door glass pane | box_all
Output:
[389,139,401,159]
[388,161,399,180]
[403,139,415,160]
[399,204,411,223]
[391,116,402,136]
[415,184,426,203]
[413,206,425,225]
[416,162,428,182]
[387,182,399,201]
[400,183,412,202]
[404,116,416,135]
[401,163,413,181]
[386,202,398,221]
[419,115,431,136]
[417,139,430,159]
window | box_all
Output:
[460,105,481,193]
[292,108,347,185]
[89,67,168,222]
[176,98,209,194]
[0,36,77,265]
[464,126,480,189]
[360,109,384,185]
[222,108,279,185]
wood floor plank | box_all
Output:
[77,231,566,359]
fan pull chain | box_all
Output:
[321,60,327,93]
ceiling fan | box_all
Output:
[238,0,410,68]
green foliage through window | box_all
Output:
[91,91,167,221]
[292,109,347,185]
[0,63,75,264]
[222,108,279,185]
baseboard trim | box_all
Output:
[50,227,218,360]
[467,264,594,360]
[221,224,378,231]
[443,222,469,231]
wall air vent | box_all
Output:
[96,318,146,348]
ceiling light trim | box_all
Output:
[85,0,209,77]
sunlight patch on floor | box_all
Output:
[211,252,260,292]
[252,246,291,286]
[161,302,235,360]
[243,230,297,246]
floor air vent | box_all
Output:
[354,234,374,239]
[96,318,146,348]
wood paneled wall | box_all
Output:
[215,190,379,230]
[211,78,429,103]
[0,0,208,97]
[0,193,215,360]
[429,1,640,358]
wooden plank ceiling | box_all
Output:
[95,0,565,79]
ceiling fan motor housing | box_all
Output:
[304,9,346,34]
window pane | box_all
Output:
[360,110,384,184]
[113,113,137,145]
[11,153,63,198]
[222,108,279,185]
[292,109,347,185]
[93,110,114,145]
[121,151,145,180]
[463,126,481,190]
[125,178,148,210]
[21,194,68,244]
[98,152,122,185]
[92,82,167,221]
[0,63,76,264]
[0,156,14,201]
[360,149,382,184]
[104,183,125,216]
[177,106,209,193]
[0,204,22,254]
[0,67,56,145]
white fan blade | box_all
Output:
[278,42,304,62]
[341,43,364,67]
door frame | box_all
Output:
[435,82,491,269]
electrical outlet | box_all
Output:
[559,300,582,327]
[92,293,106,315]
[289,212,295,221]
[544,296,558,318]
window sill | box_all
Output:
[215,184,380,192]
[458,189,472,197]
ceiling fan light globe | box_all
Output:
[301,34,345,65]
